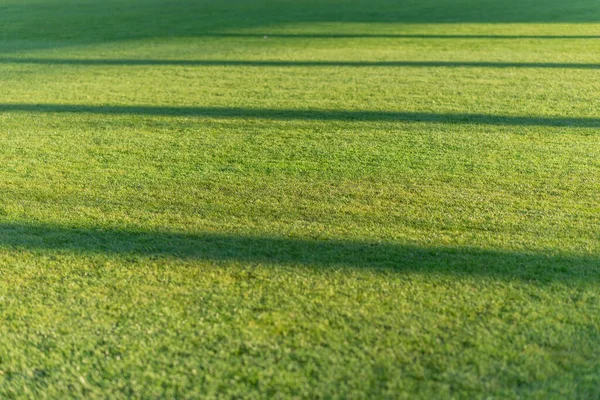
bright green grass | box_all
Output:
[1,0,600,398]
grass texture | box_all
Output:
[0,0,599,398]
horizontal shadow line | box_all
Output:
[205,33,600,40]
[1,58,600,69]
[0,103,598,127]
[0,222,598,283]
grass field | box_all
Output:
[1,0,600,398]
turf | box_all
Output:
[1,0,599,398]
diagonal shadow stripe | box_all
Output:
[0,222,597,284]
[0,103,598,127]
[1,58,599,69]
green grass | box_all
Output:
[1,0,600,398]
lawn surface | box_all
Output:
[1,0,599,398]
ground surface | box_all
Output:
[1,0,599,398]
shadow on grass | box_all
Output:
[1,103,598,127]
[1,222,598,283]
[2,58,600,70]
[2,0,600,53]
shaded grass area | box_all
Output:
[2,104,600,127]
[1,222,598,284]
[3,58,600,69]
[2,0,600,53]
